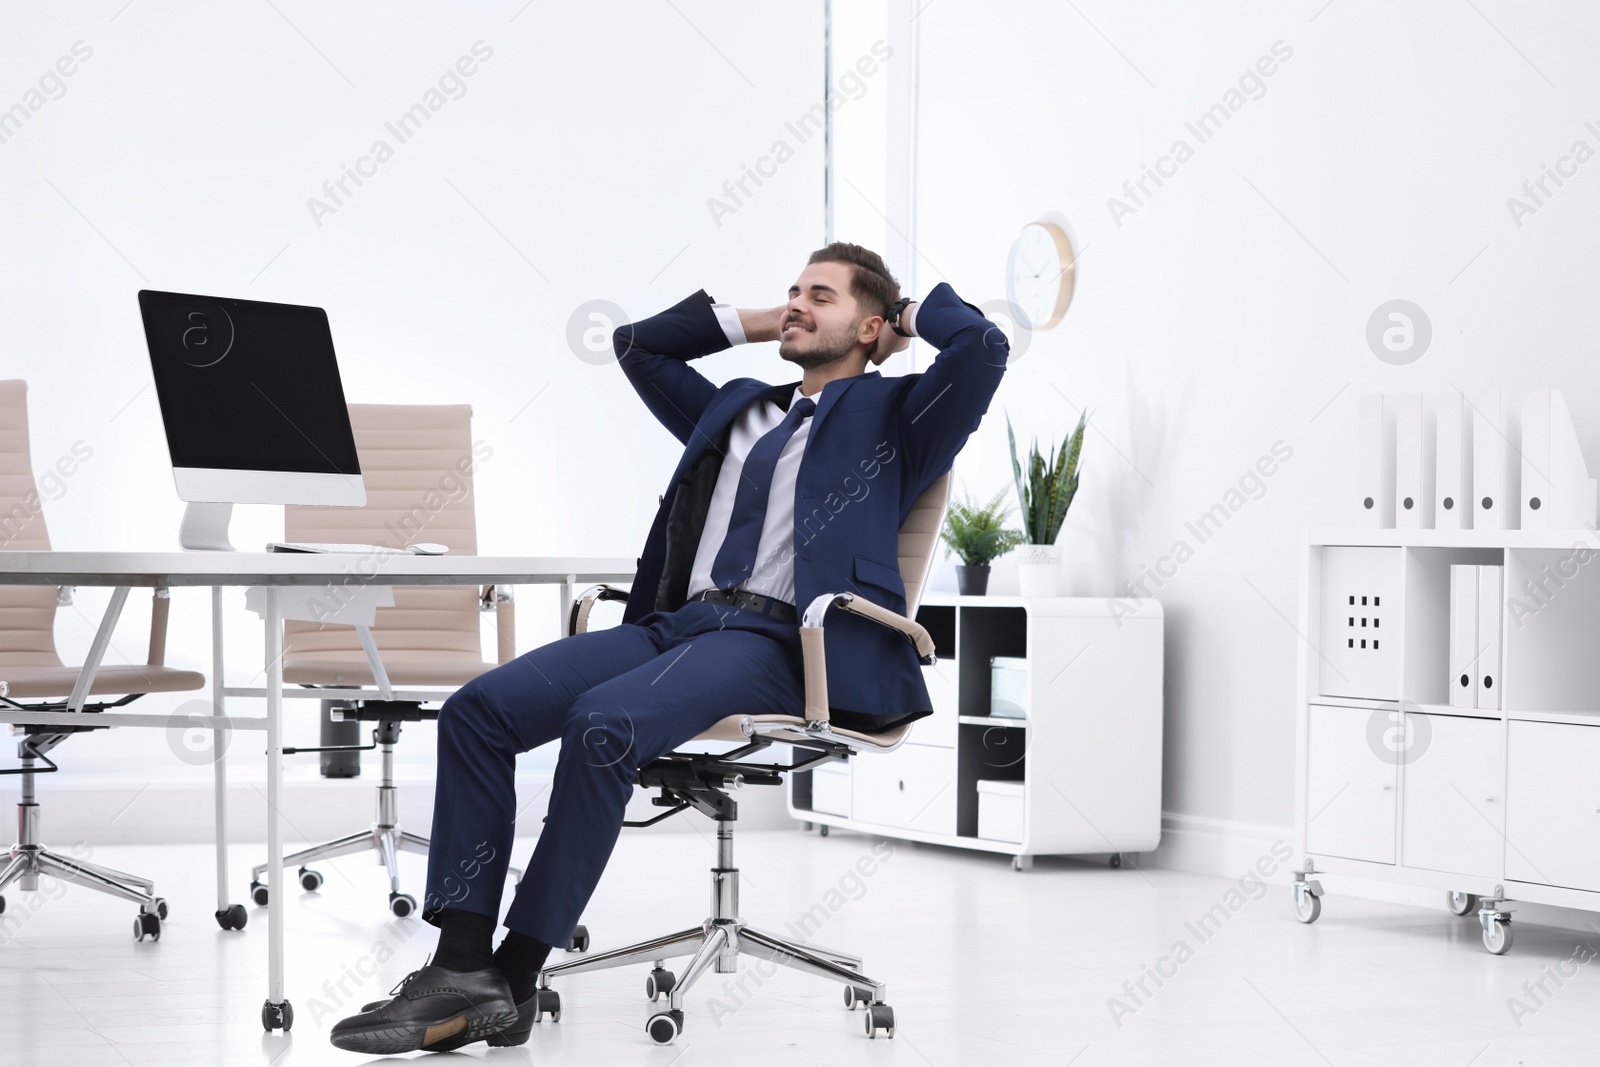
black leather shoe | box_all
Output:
[486,991,539,1047]
[330,964,517,1054]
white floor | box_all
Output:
[0,827,1597,1066]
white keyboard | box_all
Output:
[267,542,449,555]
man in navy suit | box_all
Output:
[332,243,1008,1054]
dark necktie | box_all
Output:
[710,395,817,592]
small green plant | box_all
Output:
[1007,410,1087,545]
[940,489,1026,567]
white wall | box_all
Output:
[840,0,1600,836]
[0,1,826,791]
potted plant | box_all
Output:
[940,489,1026,596]
[1007,410,1087,598]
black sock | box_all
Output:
[431,908,497,973]
[493,930,554,1002]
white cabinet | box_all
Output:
[1401,713,1502,876]
[791,595,1164,863]
[1306,704,1395,863]
[1505,720,1600,892]
[1298,532,1600,954]
[851,744,955,835]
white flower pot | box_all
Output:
[1014,543,1061,599]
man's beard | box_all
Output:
[778,317,859,370]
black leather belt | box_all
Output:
[692,588,797,624]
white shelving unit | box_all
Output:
[1294,527,1600,953]
[789,594,1164,869]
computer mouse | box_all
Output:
[408,543,449,555]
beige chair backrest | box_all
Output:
[899,471,951,616]
[282,404,484,668]
[0,380,62,671]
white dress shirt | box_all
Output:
[686,301,919,606]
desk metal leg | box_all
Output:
[211,586,247,932]
[262,587,293,1031]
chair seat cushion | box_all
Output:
[0,664,206,700]
[283,654,499,687]
[693,713,912,749]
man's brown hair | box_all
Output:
[807,242,900,320]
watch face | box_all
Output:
[1007,223,1067,329]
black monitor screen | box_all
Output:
[138,290,361,475]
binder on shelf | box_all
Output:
[1448,564,1477,709]
[1394,393,1435,528]
[1471,390,1521,531]
[1358,393,1396,528]
[1475,564,1503,711]
[1520,388,1597,530]
[1436,389,1473,530]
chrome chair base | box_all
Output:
[536,822,894,1044]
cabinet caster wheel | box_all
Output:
[819,824,829,837]
[389,892,416,918]
[646,1008,683,1044]
[215,904,248,930]
[532,987,561,1022]
[1011,855,1032,872]
[1447,891,1478,916]
[1293,891,1321,923]
[864,1002,895,1038]
[133,911,161,942]
[261,999,294,1031]
[646,968,677,1001]
[250,881,268,907]
[567,924,590,952]
[843,985,873,1010]
[298,868,324,892]
[1483,918,1513,955]
[1110,853,1122,868]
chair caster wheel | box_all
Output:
[389,892,416,918]
[0,894,6,914]
[646,1008,683,1044]
[250,881,268,907]
[567,924,590,952]
[261,999,294,1031]
[646,968,677,1001]
[532,987,561,1022]
[133,911,161,942]
[298,868,324,892]
[1448,890,1479,916]
[819,825,829,837]
[1484,918,1513,955]
[843,985,872,1010]
[864,1002,895,1038]
[152,897,168,920]
[215,904,248,930]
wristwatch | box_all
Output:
[886,297,915,338]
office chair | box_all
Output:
[0,379,206,940]
[247,404,526,921]
[533,471,951,1045]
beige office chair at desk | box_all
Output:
[0,379,206,940]
[247,403,524,921]
[531,471,951,1045]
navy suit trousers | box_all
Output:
[422,599,805,946]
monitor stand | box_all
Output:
[180,501,236,552]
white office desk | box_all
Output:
[0,550,634,1030]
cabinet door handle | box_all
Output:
[1382,784,1393,791]
[898,780,905,792]
[1485,797,1496,803]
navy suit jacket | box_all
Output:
[614,282,1008,718]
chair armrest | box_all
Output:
[798,592,937,723]
[146,588,171,667]
[482,585,517,664]
[569,584,631,637]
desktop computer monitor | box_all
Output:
[138,290,366,550]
